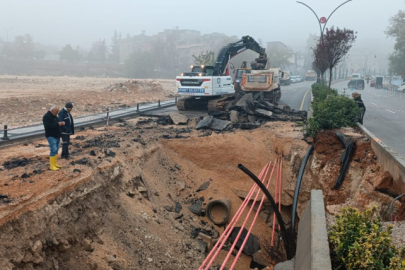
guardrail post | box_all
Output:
[2,125,10,140]
[158,100,161,108]
[137,103,140,112]
[106,108,110,126]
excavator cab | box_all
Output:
[182,65,214,77]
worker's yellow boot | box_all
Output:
[54,155,62,168]
[49,156,59,171]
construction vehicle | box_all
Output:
[233,62,284,102]
[280,71,291,85]
[304,70,317,81]
[176,36,272,111]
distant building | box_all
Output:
[119,33,153,64]
[118,28,239,69]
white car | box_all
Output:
[397,83,405,92]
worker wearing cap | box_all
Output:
[59,102,75,159]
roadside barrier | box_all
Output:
[0,99,176,144]
[1,125,10,140]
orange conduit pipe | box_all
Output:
[199,162,272,270]
[228,159,281,270]
[218,161,277,270]
[271,159,280,246]
[237,163,294,260]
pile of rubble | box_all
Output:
[177,93,307,131]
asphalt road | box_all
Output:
[332,80,405,158]
[278,81,313,111]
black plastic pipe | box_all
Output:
[382,192,405,221]
[237,163,294,260]
[291,145,314,232]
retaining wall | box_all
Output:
[357,123,405,195]
[295,190,332,270]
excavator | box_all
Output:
[176,36,280,111]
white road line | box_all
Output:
[386,109,395,114]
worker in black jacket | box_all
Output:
[59,102,75,159]
[43,105,65,171]
[352,92,366,124]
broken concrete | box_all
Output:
[209,118,232,131]
[196,116,213,130]
[169,112,188,125]
[254,109,273,119]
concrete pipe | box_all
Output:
[206,199,231,226]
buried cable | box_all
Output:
[332,132,356,190]
[382,192,405,221]
[237,163,294,260]
[291,145,314,233]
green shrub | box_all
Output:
[329,207,405,270]
[311,83,338,102]
[306,94,361,137]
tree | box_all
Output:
[87,39,108,63]
[386,10,405,78]
[14,34,35,59]
[192,51,215,66]
[312,41,329,85]
[109,30,121,63]
[314,27,356,89]
[267,46,293,68]
[124,50,154,78]
[60,44,81,62]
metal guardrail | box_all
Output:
[0,99,176,145]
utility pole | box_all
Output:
[3,28,13,42]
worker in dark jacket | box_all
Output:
[43,105,65,171]
[352,92,366,124]
[59,102,75,159]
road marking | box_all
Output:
[386,109,395,114]
[300,89,311,111]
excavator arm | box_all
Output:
[212,36,268,76]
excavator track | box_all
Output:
[176,97,209,111]
[207,94,235,112]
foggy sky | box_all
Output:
[1,0,403,53]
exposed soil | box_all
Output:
[0,75,176,128]
[0,76,404,269]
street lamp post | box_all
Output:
[296,0,353,41]
[360,51,374,75]
[297,0,353,83]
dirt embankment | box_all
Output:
[0,118,404,270]
[0,75,176,128]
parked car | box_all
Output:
[370,79,376,87]
[295,75,303,82]
[290,76,299,83]
[348,79,365,90]
[397,83,405,92]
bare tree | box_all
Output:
[192,51,215,66]
[313,27,356,89]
